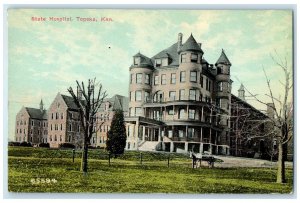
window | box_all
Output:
[69,113,73,119]
[179,109,185,119]
[181,53,187,63]
[69,124,72,131]
[50,135,52,142]
[60,135,62,142]
[135,91,142,101]
[130,91,134,101]
[161,74,166,85]
[60,124,63,130]
[171,73,176,84]
[169,91,176,101]
[168,109,174,115]
[54,135,57,141]
[52,113,54,119]
[24,129,26,134]
[134,57,140,65]
[31,120,34,126]
[50,124,52,131]
[209,81,212,91]
[190,71,197,82]
[189,109,196,119]
[136,73,142,84]
[189,89,196,100]
[168,130,173,138]
[17,121,19,126]
[217,67,222,74]
[68,136,71,142]
[135,107,142,116]
[130,74,133,84]
[156,59,162,67]
[43,122,46,127]
[206,78,209,91]
[191,53,198,63]
[179,89,185,100]
[188,128,195,138]
[144,91,150,102]
[56,112,58,119]
[17,129,18,134]
[145,74,150,85]
[200,75,203,87]
[179,130,184,138]
[38,130,40,135]
[180,71,186,82]
[61,113,63,119]
[39,121,41,126]
[154,75,159,85]
[218,82,223,91]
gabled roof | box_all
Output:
[179,34,203,53]
[61,94,86,111]
[151,43,179,67]
[133,52,153,67]
[25,107,47,120]
[99,94,129,112]
[216,49,231,65]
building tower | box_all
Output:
[129,52,154,117]
[40,99,44,111]
[238,84,245,101]
[215,49,232,154]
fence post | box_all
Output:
[140,152,142,165]
[167,154,170,168]
[72,149,75,163]
[108,153,111,166]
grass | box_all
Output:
[8,147,293,193]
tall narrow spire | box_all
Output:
[215,49,231,66]
[39,99,44,111]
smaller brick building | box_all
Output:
[15,100,48,144]
[92,94,129,148]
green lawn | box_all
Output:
[8,147,293,193]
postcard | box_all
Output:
[6,8,294,196]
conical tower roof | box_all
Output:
[180,34,203,53]
[238,84,245,91]
[216,49,231,65]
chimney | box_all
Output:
[177,33,183,52]
[77,86,82,100]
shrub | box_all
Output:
[38,143,50,148]
[19,142,32,147]
[59,143,75,149]
[8,142,20,146]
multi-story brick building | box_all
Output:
[47,92,84,148]
[15,100,48,144]
[230,84,271,157]
[125,33,231,155]
[46,92,128,148]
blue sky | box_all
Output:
[8,9,293,141]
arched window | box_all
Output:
[54,135,57,141]
[50,135,52,141]
[179,109,185,119]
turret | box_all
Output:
[129,52,153,117]
[178,34,203,64]
[238,84,245,101]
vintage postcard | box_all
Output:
[6,8,294,196]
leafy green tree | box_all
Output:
[106,109,127,157]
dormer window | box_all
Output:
[134,57,140,65]
[155,59,162,67]
[191,53,198,63]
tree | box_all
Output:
[106,109,127,157]
[67,78,107,175]
[242,51,293,183]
